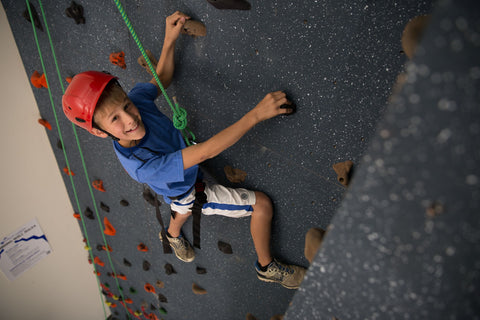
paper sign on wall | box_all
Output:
[0,218,52,281]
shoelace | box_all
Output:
[271,261,293,275]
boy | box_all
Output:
[62,11,305,289]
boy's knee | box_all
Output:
[254,191,273,214]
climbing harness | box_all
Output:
[191,180,208,249]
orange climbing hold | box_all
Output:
[92,179,106,192]
[102,244,113,252]
[63,167,75,176]
[117,274,127,280]
[38,118,52,130]
[145,313,159,320]
[144,283,156,293]
[94,256,105,267]
[73,212,81,220]
[66,77,73,83]
[103,217,116,236]
[30,70,48,88]
[137,243,148,252]
[124,298,133,304]
[109,51,126,69]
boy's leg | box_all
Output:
[161,211,195,262]
[167,211,191,237]
[250,191,274,267]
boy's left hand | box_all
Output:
[165,11,190,44]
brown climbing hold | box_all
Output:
[304,228,326,264]
[196,266,207,274]
[401,15,431,59]
[246,313,258,320]
[143,188,160,207]
[181,20,207,37]
[270,315,284,320]
[84,207,94,220]
[63,167,75,176]
[137,243,148,252]
[158,293,168,303]
[192,283,207,295]
[155,280,165,288]
[144,283,156,293]
[164,263,176,275]
[94,256,105,267]
[224,165,247,183]
[109,51,126,69]
[38,118,52,130]
[100,202,110,212]
[120,199,129,206]
[23,1,43,31]
[137,50,158,75]
[73,212,81,220]
[92,179,106,192]
[143,260,151,271]
[65,1,85,24]
[206,0,251,10]
[332,160,354,187]
[104,217,116,236]
[30,71,47,88]
[218,240,233,254]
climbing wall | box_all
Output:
[2,0,436,319]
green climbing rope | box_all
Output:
[27,1,131,319]
[113,0,196,145]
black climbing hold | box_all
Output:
[100,202,110,212]
[23,1,43,32]
[143,188,161,207]
[218,240,233,254]
[206,0,251,10]
[164,263,176,275]
[84,207,94,220]
[196,266,207,274]
[120,199,129,206]
[150,303,156,310]
[158,293,168,303]
[129,287,137,294]
[143,260,151,271]
[96,244,104,251]
[280,102,297,116]
[65,1,85,24]
[123,258,132,267]
[56,140,63,150]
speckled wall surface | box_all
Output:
[2,0,439,319]
[286,0,480,319]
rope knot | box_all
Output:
[173,107,188,130]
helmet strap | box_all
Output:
[92,121,120,141]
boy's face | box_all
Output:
[93,95,146,147]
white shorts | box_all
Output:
[170,181,256,218]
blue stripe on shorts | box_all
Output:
[204,202,253,212]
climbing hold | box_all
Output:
[280,102,297,116]
[150,304,156,310]
[94,256,105,267]
[145,313,159,320]
[84,207,94,220]
[84,245,91,250]
[103,217,116,236]
[401,15,431,59]
[30,71,47,88]
[137,49,158,75]
[100,202,110,212]
[63,166,75,176]
[181,20,207,37]
[143,188,160,207]
[192,282,207,295]
[38,118,52,130]
[73,212,81,220]
[164,263,176,275]
[332,160,354,187]
[129,287,137,294]
[66,77,73,83]
[109,51,126,69]
[155,280,165,288]
[206,0,251,10]
[92,179,106,192]
[124,298,133,304]
[158,293,168,303]
[56,140,63,150]
[246,313,258,320]
[144,283,156,293]
[218,240,233,254]
[23,1,43,31]
[304,227,326,264]
[426,201,444,218]
[270,315,284,320]
[137,243,148,252]
[120,199,129,206]
[116,274,127,280]
[224,165,247,183]
[102,244,113,252]
[123,258,132,267]
[196,266,207,274]
[133,311,143,317]
[143,260,151,271]
[65,1,85,24]
[159,307,167,315]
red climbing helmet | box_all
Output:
[62,71,117,132]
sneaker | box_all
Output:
[255,258,306,289]
[159,232,195,263]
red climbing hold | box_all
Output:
[137,243,148,252]
[63,167,75,176]
[73,212,81,220]
[94,256,105,267]
[102,245,113,252]
[66,77,73,83]
[38,118,52,130]
[103,217,116,236]
[30,70,48,88]
[117,274,127,280]
[145,313,159,320]
[124,298,133,304]
[109,51,126,69]
[92,179,106,192]
[144,283,156,293]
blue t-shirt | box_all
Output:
[113,83,199,203]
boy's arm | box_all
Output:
[182,92,293,170]
[150,11,190,93]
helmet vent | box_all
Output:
[75,117,86,123]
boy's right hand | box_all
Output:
[251,91,294,123]
[164,11,190,44]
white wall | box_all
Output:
[0,4,108,319]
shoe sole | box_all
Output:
[256,273,300,290]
